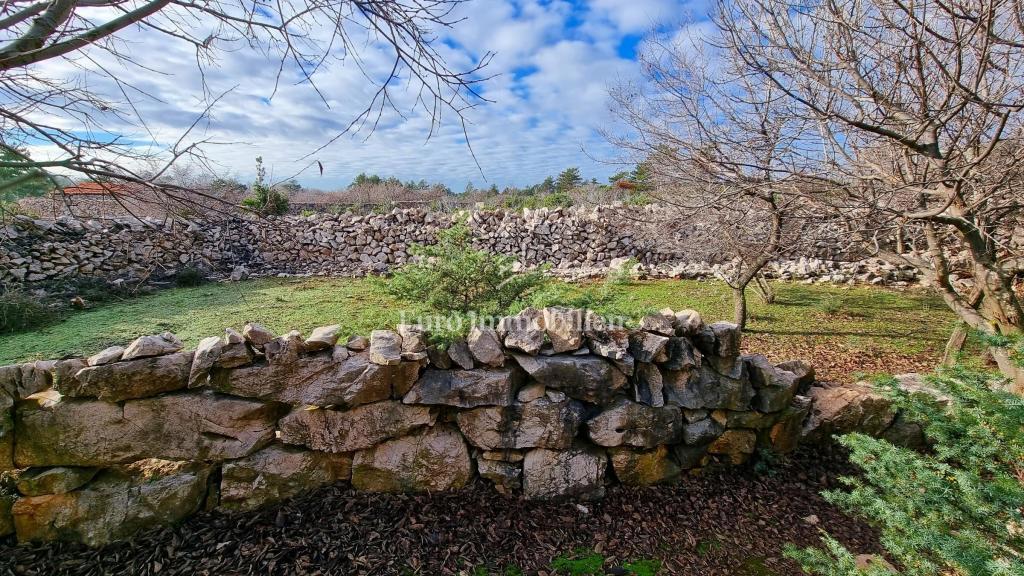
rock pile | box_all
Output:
[0,307,925,546]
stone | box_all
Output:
[0,361,53,402]
[403,367,520,408]
[482,450,525,463]
[745,355,800,412]
[220,443,352,512]
[660,337,701,371]
[664,362,754,410]
[511,353,626,404]
[62,351,192,402]
[264,330,304,365]
[477,458,520,494]
[1,407,11,471]
[0,494,13,537]
[346,335,369,351]
[396,324,428,354]
[673,309,703,335]
[609,446,681,485]
[425,345,452,369]
[542,307,584,353]
[639,312,674,336]
[13,467,99,496]
[15,391,279,467]
[86,346,125,367]
[279,401,436,453]
[217,338,253,368]
[628,331,669,363]
[522,444,607,500]
[305,324,342,351]
[502,308,545,355]
[468,326,505,367]
[634,363,664,407]
[369,330,403,365]
[189,336,225,387]
[516,382,545,403]
[709,322,741,359]
[587,398,682,448]
[682,417,725,445]
[121,332,183,360]
[242,323,276,349]
[672,444,710,469]
[712,410,777,429]
[212,350,393,407]
[448,339,475,369]
[351,426,471,493]
[52,358,86,392]
[392,359,426,398]
[802,382,896,443]
[12,459,210,546]
[768,397,811,453]
[707,429,757,464]
[457,398,585,450]
[586,319,630,361]
[776,359,816,392]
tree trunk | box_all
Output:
[990,346,1024,395]
[941,323,969,366]
[733,286,748,330]
[753,273,775,304]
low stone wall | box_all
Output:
[0,206,918,290]
[0,306,922,546]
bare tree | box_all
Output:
[607,30,810,328]
[0,0,490,215]
[712,0,1024,388]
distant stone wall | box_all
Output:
[0,306,924,546]
[0,206,919,290]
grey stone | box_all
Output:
[278,401,436,453]
[448,339,475,369]
[121,332,183,360]
[628,331,669,363]
[542,307,584,353]
[13,467,99,496]
[346,335,369,351]
[634,363,664,407]
[397,324,428,354]
[516,382,545,403]
[264,330,304,365]
[502,308,545,355]
[242,323,276,349]
[189,336,225,387]
[86,346,125,367]
[477,458,521,494]
[61,351,192,402]
[402,367,520,408]
[468,326,504,367]
[661,337,701,371]
[673,309,703,335]
[639,312,675,336]
[369,330,402,365]
[522,444,606,500]
[681,417,725,445]
[457,398,585,450]
[0,362,53,402]
[587,398,682,448]
[511,353,626,404]
[305,325,342,351]
[351,426,471,493]
[665,362,754,410]
[220,443,351,512]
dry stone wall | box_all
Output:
[0,206,919,289]
[0,306,924,546]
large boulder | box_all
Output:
[351,426,471,492]
[220,443,352,512]
[664,363,754,410]
[609,445,681,485]
[402,367,521,408]
[802,382,897,443]
[543,307,584,353]
[522,444,607,500]
[15,391,279,467]
[211,350,392,407]
[456,397,585,450]
[12,459,210,546]
[511,354,626,404]
[59,351,193,402]
[278,401,436,453]
[121,332,183,360]
[587,398,682,448]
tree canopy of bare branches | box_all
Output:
[0,0,490,213]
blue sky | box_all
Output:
[30,0,710,190]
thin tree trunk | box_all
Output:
[753,273,775,304]
[733,286,748,330]
[941,323,969,366]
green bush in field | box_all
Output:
[241,156,288,215]
[0,288,55,333]
[381,218,548,317]
[786,367,1024,576]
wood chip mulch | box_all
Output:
[0,446,881,576]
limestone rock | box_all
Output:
[516,382,545,403]
[522,445,606,500]
[639,312,674,337]
[776,359,816,392]
[587,398,682,448]
[345,335,369,351]
[220,443,351,512]
[396,324,428,354]
[477,458,521,494]
[242,323,276,349]
[15,392,279,467]
[0,494,13,537]
[768,397,811,454]
[586,316,629,361]
[12,459,210,546]
[628,331,669,363]
[369,330,403,365]
[351,426,471,492]
[189,336,225,387]
[279,401,435,453]
[634,363,664,407]
[542,307,584,353]
[511,353,626,404]
[802,382,896,443]
[468,326,504,367]
[447,339,475,369]
[62,351,192,402]
[682,417,725,445]
[746,355,800,412]
[709,322,741,358]
[264,330,304,365]
[707,429,757,464]
[0,361,53,402]
[86,346,125,367]
[502,308,545,355]
[0,407,11,471]
[52,358,86,393]
[457,397,585,450]
[609,446,681,485]
[305,325,342,351]
[212,350,392,407]
[391,359,426,398]
[13,467,99,496]
[403,367,520,408]
[673,310,703,336]
[665,362,754,410]
[660,337,701,371]
[425,345,452,370]
[121,332,183,360]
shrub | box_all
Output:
[786,367,1024,576]
[241,156,288,215]
[0,288,55,333]
[381,218,548,317]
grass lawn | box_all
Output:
[1,277,957,383]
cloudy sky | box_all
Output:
[28,0,711,190]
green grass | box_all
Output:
[0,278,957,380]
